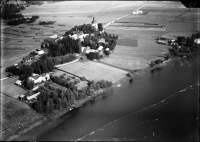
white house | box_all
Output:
[15,80,22,86]
[69,34,78,40]
[37,50,45,55]
[194,38,200,45]
[27,92,40,101]
[98,46,104,51]
[132,10,143,14]
[28,73,50,84]
[32,86,39,91]
[105,48,109,51]
[49,34,58,39]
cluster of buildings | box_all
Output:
[16,73,50,103]
[22,48,45,65]
[15,73,50,87]
[157,35,200,47]
[16,17,108,103]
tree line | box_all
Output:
[64,24,95,35]
[169,32,200,56]
[5,54,77,81]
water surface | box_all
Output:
[38,53,199,141]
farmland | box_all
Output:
[100,2,199,70]
[56,61,128,83]
[1,1,199,141]
[0,93,46,141]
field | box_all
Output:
[1,77,28,98]
[57,61,128,83]
[0,93,45,141]
[100,2,199,70]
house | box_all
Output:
[36,50,45,55]
[194,38,200,45]
[69,34,78,40]
[85,46,91,54]
[49,34,58,39]
[81,46,86,53]
[132,10,143,14]
[23,56,33,64]
[105,48,109,51]
[27,92,40,102]
[32,86,39,91]
[28,73,50,84]
[15,80,22,86]
[18,95,25,101]
[98,38,105,44]
[157,37,169,45]
[98,46,104,51]
[91,17,98,30]
[42,35,59,48]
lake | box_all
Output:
[38,53,199,141]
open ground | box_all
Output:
[56,61,128,83]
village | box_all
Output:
[5,14,200,108]
[6,17,117,109]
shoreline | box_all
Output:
[7,52,199,141]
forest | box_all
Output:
[29,75,112,114]
[48,36,82,57]
[1,2,39,25]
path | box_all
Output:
[104,4,146,28]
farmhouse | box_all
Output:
[98,46,104,51]
[132,10,143,14]
[28,73,50,84]
[98,38,105,44]
[23,56,33,64]
[35,49,45,55]
[18,95,25,101]
[194,38,200,45]
[15,80,22,86]
[26,92,40,102]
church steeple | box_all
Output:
[91,17,97,24]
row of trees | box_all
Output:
[50,75,79,92]
[39,21,56,25]
[86,52,100,60]
[176,32,200,46]
[7,16,39,25]
[48,36,82,57]
[5,54,77,79]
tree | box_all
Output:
[23,79,34,90]
[34,100,44,113]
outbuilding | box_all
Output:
[98,46,104,51]
[15,80,22,86]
